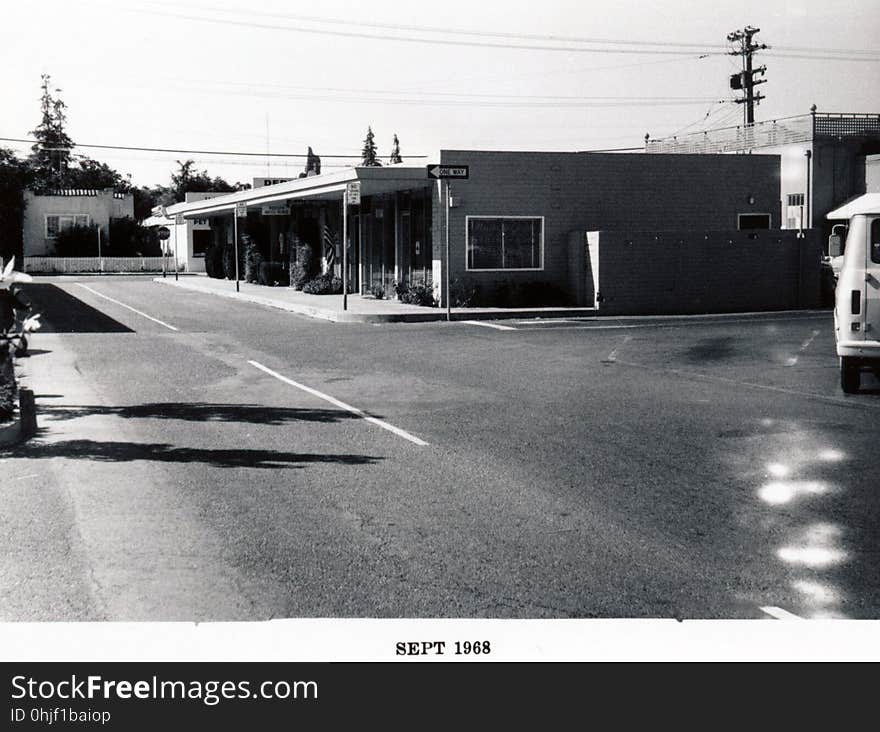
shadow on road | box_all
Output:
[5,439,382,469]
[19,284,134,333]
[683,336,736,363]
[40,402,361,425]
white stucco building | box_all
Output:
[22,188,134,256]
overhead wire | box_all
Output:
[103,4,726,56]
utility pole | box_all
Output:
[727,26,768,126]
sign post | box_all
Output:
[427,165,468,320]
[445,182,451,322]
[234,202,247,292]
[344,182,361,311]
[174,213,184,281]
[157,225,171,278]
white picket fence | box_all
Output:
[23,257,176,274]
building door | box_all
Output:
[586,231,600,308]
[399,210,412,284]
[867,217,880,336]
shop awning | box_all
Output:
[160,165,432,220]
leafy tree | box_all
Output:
[169,159,249,202]
[25,75,134,195]
[389,134,402,164]
[360,126,381,167]
[64,157,131,191]
[109,216,160,256]
[0,148,31,264]
[131,185,169,221]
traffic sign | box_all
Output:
[346,181,361,205]
[174,213,185,225]
[235,202,248,218]
[427,164,469,180]
[157,226,170,241]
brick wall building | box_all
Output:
[432,149,782,307]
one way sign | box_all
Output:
[426,164,469,180]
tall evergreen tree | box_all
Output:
[389,134,402,164]
[305,146,321,176]
[360,126,381,167]
[28,74,74,191]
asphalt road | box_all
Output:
[3,276,879,620]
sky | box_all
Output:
[1,0,878,188]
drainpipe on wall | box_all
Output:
[804,149,812,229]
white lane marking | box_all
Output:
[75,284,179,331]
[248,360,429,446]
[12,474,40,481]
[760,606,804,620]
[615,359,880,411]
[786,329,821,367]
[461,320,516,331]
[513,319,577,325]
[604,335,633,363]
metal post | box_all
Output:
[445,181,451,322]
[173,222,179,281]
[97,226,102,274]
[234,214,240,292]
[804,149,812,230]
[342,191,348,311]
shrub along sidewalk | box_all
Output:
[153,276,598,324]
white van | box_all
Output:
[828,193,880,393]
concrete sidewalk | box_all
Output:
[153,275,599,323]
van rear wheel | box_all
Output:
[841,357,860,394]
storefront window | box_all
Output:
[467,217,543,270]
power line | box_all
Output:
[0,137,426,159]
[122,1,880,58]
[124,0,726,51]
[101,1,880,60]
[108,4,726,56]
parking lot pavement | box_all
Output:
[5,279,879,619]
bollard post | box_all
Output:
[18,387,37,438]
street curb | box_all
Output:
[152,278,600,323]
[153,278,831,325]
[0,417,19,447]
[0,389,36,447]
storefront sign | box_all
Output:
[261,204,291,216]
[253,177,294,188]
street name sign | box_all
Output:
[346,181,361,205]
[157,226,170,241]
[426,164,469,180]
[235,202,248,218]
